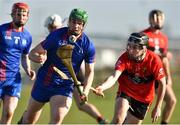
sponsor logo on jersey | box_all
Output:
[5,31,12,40]
[22,39,27,46]
[5,36,12,40]
[159,68,164,76]
[58,40,68,46]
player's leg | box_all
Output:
[22,97,45,124]
[0,89,3,122]
[0,79,21,124]
[76,62,108,124]
[124,111,143,124]
[111,96,129,124]
[0,89,2,106]
[73,88,107,124]
[18,79,47,124]
[123,98,149,124]
[0,95,18,124]
[49,95,72,124]
[161,84,176,124]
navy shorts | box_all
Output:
[31,78,74,103]
[0,77,22,99]
[117,92,150,120]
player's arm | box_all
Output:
[29,43,47,64]
[151,76,166,123]
[162,56,172,85]
[82,62,94,96]
[21,54,36,80]
[95,70,122,95]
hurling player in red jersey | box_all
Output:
[94,32,166,124]
[142,9,176,124]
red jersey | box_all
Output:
[115,50,165,103]
[143,28,168,57]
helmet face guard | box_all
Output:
[128,32,149,47]
[127,32,148,62]
[69,8,88,24]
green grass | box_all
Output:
[1,69,180,124]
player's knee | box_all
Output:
[170,96,177,106]
[166,96,177,107]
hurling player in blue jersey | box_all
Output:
[44,14,107,124]
[19,8,96,124]
[0,2,35,124]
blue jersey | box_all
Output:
[37,27,95,86]
[0,22,32,81]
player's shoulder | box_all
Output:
[147,50,157,56]
[121,51,128,57]
[57,27,67,33]
[58,26,67,32]
[146,50,161,61]
[21,28,32,43]
[141,27,151,33]
[46,27,67,40]
[23,28,31,36]
[118,51,128,61]
[81,32,90,40]
[81,32,94,45]
[52,27,67,36]
[159,31,168,39]
[0,22,10,31]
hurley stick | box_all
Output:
[56,44,86,104]
[53,66,104,98]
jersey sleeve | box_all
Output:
[41,32,57,50]
[84,41,96,63]
[152,55,165,80]
[115,53,126,72]
[23,35,32,54]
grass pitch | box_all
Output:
[1,69,180,124]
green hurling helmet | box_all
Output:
[69,8,88,23]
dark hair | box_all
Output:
[149,9,164,20]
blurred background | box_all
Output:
[0,0,180,68]
[0,0,180,124]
